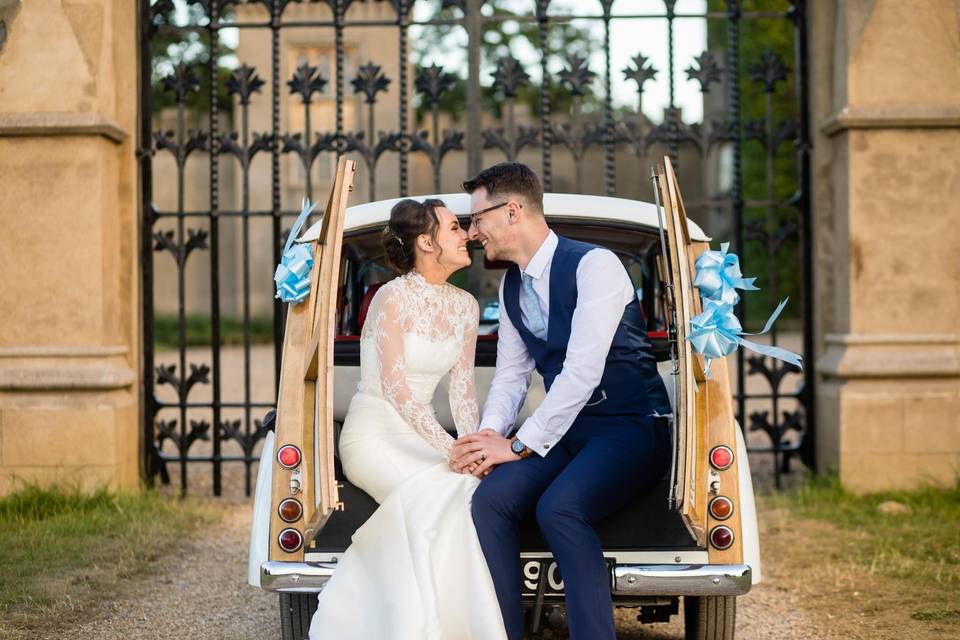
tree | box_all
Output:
[149,1,236,118]
[707,0,802,323]
[412,0,603,121]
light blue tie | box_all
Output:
[521,273,547,340]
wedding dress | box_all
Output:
[309,271,507,640]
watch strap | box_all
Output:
[510,436,532,459]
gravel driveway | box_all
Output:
[56,503,275,640]
[46,500,835,640]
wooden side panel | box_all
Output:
[692,239,745,564]
[702,346,744,564]
[269,286,314,561]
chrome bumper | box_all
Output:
[260,561,336,593]
[613,564,751,596]
[261,561,751,596]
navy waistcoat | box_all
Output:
[503,236,671,419]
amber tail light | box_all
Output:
[709,496,734,521]
[278,528,303,553]
[278,498,303,523]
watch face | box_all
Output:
[511,440,525,454]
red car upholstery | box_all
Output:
[357,282,385,332]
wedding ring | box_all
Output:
[480,452,486,461]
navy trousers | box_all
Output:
[471,415,669,640]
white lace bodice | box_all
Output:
[357,271,480,456]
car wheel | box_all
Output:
[279,593,317,640]
[683,595,736,640]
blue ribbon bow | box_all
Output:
[274,199,317,304]
[686,245,803,377]
[692,242,758,305]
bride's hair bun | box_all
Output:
[382,198,445,274]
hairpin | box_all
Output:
[387,225,404,246]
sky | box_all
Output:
[175,0,709,123]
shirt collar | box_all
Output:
[521,230,558,280]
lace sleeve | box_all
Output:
[370,286,456,457]
[449,295,480,437]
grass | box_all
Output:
[911,609,960,621]
[762,474,960,590]
[0,484,218,628]
[154,313,274,350]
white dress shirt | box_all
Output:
[480,231,636,456]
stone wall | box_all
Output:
[811,0,960,492]
[0,0,141,494]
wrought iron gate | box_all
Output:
[139,0,813,495]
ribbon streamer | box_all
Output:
[686,245,803,378]
[274,199,318,304]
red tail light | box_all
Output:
[709,496,734,521]
[278,528,303,552]
[277,444,302,470]
[278,498,303,523]
[709,445,734,471]
[710,525,734,550]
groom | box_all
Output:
[450,162,672,640]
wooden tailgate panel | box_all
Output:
[304,157,356,537]
[658,158,707,546]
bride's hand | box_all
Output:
[447,452,479,475]
[450,461,480,475]
[448,451,476,474]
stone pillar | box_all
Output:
[811,0,960,492]
[0,1,141,493]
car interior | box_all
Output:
[309,220,699,555]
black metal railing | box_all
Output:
[139,0,812,495]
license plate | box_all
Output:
[521,559,565,597]
[521,558,616,598]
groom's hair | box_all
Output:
[462,162,544,217]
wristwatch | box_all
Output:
[510,436,532,459]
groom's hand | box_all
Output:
[449,429,494,474]
[451,429,520,478]
[450,428,494,474]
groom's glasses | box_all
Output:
[469,201,519,226]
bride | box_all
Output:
[309,198,507,640]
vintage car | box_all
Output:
[248,158,760,639]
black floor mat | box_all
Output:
[308,472,697,553]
